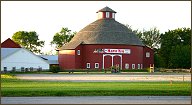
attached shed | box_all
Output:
[1,48,49,71]
[1,38,49,72]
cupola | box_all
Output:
[96,6,116,20]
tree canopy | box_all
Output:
[51,27,76,49]
[12,31,45,54]
[125,25,161,49]
[159,27,191,68]
[125,24,191,69]
[137,27,161,49]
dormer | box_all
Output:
[96,6,117,20]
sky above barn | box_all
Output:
[1,1,191,54]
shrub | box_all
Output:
[50,65,60,73]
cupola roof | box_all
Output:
[96,6,116,13]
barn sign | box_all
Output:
[104,49,131,54]
[93,49,131,54]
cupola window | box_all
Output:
[97,12,103,19]
[112,13,115,18]
[106,12,110,18]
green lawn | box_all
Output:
[1,74,191,96]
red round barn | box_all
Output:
[58,7,154,70]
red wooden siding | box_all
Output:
[104,55,112,69]
[143,46,154,68]
[102,12,106,18]
[59,44,154,70]
[58,50,76,70]
[109,12,113,18]
[113,56,121,69]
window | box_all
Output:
[21,67,25,72]
[95,63,99,69]
[112,13,115,18]
[132,64,135,69]
[146,52,150,57]
[38,67,42,72]
[106,12,109,18]
[86,63,90,69]
[3,67,7,72]
[30,67,33,71]
[77,50,80,55]
[125,63,129,69]
[12,67,16,71]
[25,68,29,72]
[97,12,103,19]
[141,64,143,69]
[138,64,140,69]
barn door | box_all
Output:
[103,54,122,70]
[113,56,121,69]
[103,55,112,69]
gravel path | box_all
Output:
[16,74,191,82]
[1,96,191,104]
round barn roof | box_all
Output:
[60,7,144,50]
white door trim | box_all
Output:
[103,54,122,69]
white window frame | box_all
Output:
[125,63,129,69]
[21,67,24,71]
[132,64,135,69]
[12,67,16,71]
[112,13,115,19]
[106,12,109,18]
[3,67,7,71]
[97,12,103,19]
[77,50,80,55]
[146,52,150,58]
[86,63,90,69]
[138,64,140,69]
[95,63,99,69]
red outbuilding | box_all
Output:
[1,38,21,48]
[58,7,154,70]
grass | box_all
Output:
[1,74,191,96]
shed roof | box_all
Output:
[1,48,20,59]
[39,55,58,64]
[1,48,49,64]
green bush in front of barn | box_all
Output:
[50,65,60,73]
[121,69,148,72]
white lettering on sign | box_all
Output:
[103,49,131,54]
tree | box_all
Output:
[159,28,191,68]
[137,27,161,49]
[125,25,161,49]
[51,27,76,49]
[12,31,45,54]
[169,45,190,68]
